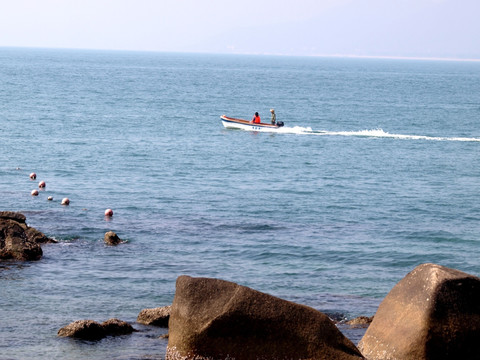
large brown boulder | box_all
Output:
[358,263,480,360]
[0,211,56,260]
[58,318,134,340]
[137,305,171,326]
[166,275,364,360]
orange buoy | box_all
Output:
[30,172,37,180]
[104,208,113,217]
[61,198,70,205]
[38,181,46,188]
[31,189,39,196]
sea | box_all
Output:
[1,47,479,359]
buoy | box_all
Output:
[47,196,53,201]
[30,172,36,180]
[104,209,113,217]
[31,189,39,196]
[61,198,70,205]
[38,181,46,188]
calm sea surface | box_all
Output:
[1,48,480,359]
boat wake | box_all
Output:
[275,126,480,142]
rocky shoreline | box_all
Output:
[2,211,480,359]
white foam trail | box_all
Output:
[275,125,313,134]
[276,126,480,142]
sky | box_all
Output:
[0,0,479,59]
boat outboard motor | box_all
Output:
[276,121,284,127]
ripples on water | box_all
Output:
[1,48,480,358]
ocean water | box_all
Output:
[1,48,480,359]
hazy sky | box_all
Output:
[0,0,478,59]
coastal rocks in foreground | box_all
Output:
[58,318,135,340]
[137,305,171,327]
[166,275,364,360]
[104,231,123,245]
[0,211,56,261]
[358,263,480,360]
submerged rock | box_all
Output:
[137,305,171,327]
[166,275,364,360]
[358,263,480,360]
[58,318,135,340]
[104,231,122,245]
[346,316,374,328]
[0,211,56,261]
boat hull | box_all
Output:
[220,115,282,132]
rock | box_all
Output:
[0,211,26,224]
[25,226,57,244]
[58,320,106,341]
[101,318,135,335]
[1,228,43,260]
[104,231,122,245]
[1,215,40,260]
[346,316,374,328]
[58,318,135,340]
[0,211,56,260]
[166,275,364,360]
[358,263,480,360]
[137,305,171,327]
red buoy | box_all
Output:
[38,181,46,188]
[104,208,113,217]
[30,172,37,180]
[61,198,70,205]
[31,189,39,196]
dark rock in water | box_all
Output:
[101,318,135,335]
[58,318,135,340]
[346,316,374,328]
[25,226,56,244]
[137,306,171,327]
[166,275,364,360]
[58,320,106,341]
[104,231,122,245]
[358,263,480,360]
[0,211,26,224]
[0,211,55,261]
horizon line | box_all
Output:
[1,45,480,63]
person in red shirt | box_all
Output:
[251,112,261,123]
